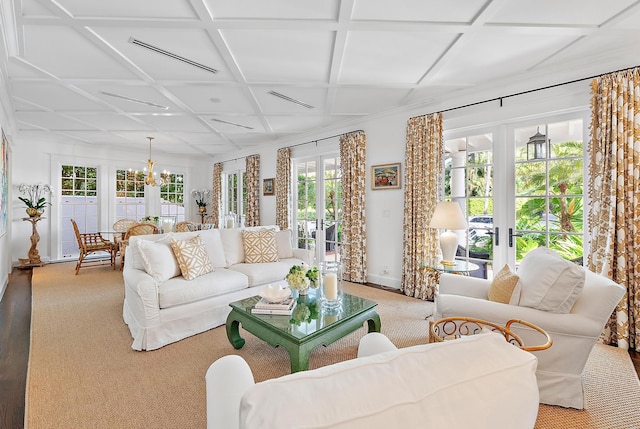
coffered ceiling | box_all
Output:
[1,0,639,158]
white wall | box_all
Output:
[4,79,593,293]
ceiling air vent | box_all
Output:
[268,91,314,109]
[128,37,218,74]
[211,118,254,130]
[100,91,169,109]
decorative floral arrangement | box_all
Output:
[290,299,321,326]
[191,189,211,208]
[18,183,53,211]
[285,263,319,291]
[141,215,160,224]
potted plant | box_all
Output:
[18,183,52,217]
[191,189,210,214]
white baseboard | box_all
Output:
[367,273,401,290]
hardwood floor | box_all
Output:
[0,268,31,429]
[0,270,639,429]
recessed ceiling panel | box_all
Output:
[53,0,197,19]
[15,112,97,130]
[171,132,228,145]
[7,58,48,79]
[486,0,636,25]
[265,116,328,133]
[12,83,107,111]
[339,31,457,84]
[92,27,230,81]
[352,0,486,23]
[206,0,339,20]
[430,33,578,85]
[70,113,152,131]
[332,88,412,114]
[221,30,333,82]
[252,87,327,113]
[140,115,211,132]
[22,25,137,79]
[167,85,256,113]
[22,0,56,17]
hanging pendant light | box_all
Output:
[143,136,170,187]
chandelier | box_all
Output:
[142,136,170,187]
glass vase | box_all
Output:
[319,261,343,309]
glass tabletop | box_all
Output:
[229,289,378,340]
[421,259,480,273]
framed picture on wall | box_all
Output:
[263,178,274,196]
[371,163,401,190]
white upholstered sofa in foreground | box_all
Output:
[122,226,314,351]
[435,248,625,409]
[206,332,540,429]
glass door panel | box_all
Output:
[512,120,584,264]
[296,160,317,251]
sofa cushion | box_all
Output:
[516,247,585,313]
[275,229,295,259]
[136,238,181,284]
[170,235,213,281]
[220,228,245,266]
[487,264,519,304]
[239,332,539,429]
[242,228,279,264]
[158,269,249,309]
[229,259,303,287]
[198,229,227,268]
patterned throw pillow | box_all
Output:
[170,235,213,280]
[242,228,279,264]
[487,264,519,304]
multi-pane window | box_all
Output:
[444,134,494,278]
[115,169,145,221]
[225,171,246,227]
[160,173,185,223]
[513,120,584,263]
[60,164,98,257]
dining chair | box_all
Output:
[120,222,159,269]
[71,218,116,275]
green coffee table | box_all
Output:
[226,291,381,373]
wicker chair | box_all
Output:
[120,222,159,268]
[71,219,116,275]
[112,218,138,247]
[175,221,195,232]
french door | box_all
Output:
[294,154,342,264]
[444,113,586,278]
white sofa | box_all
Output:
[122,226,314,351]
[206,332,540,429]
[435,257,625,409]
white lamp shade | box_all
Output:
[429,201,467,230]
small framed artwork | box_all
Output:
[263,178,275,196]
[371,163,401,190]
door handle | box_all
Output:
[486,227,499,246]
[508,228,522,248]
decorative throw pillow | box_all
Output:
[136,239,181,284]
[516,247,585,313]
[275,229,295,259]
[487,265,519,304]
[242,228,279,264]
[170,235,213,281]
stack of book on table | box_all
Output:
[251,296,296,315]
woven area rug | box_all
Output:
[26,262,640,428]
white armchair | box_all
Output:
[435,267,625,409]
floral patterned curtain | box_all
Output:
[245,155,260,227]
[276,147,291,230]
[209,163,223,228]
[339,131,367,283]
[401,113,443,301]
[588,67,640,351]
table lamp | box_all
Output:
[428,201,467,265]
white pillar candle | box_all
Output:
[324,273,338,300]
[226,218,234,229]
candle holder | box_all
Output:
[320,261,343,309]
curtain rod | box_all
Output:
[410,64,640,120]
[217,153,259,164]
[287,129,365,149]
